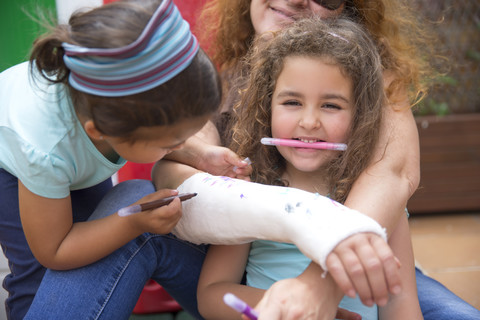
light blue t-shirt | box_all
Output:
[0,62,126,199]
[246,240,378,320]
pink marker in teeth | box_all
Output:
[261,137,347,151]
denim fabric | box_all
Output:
[0,168,112,320]
[25,233,207,320]
[416,267,480,319]
[24,179,207,320]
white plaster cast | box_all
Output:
[175,173,386,271]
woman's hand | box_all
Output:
[326,233,402,307]
[255,264,361,320]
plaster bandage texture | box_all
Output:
[175,173,387,271]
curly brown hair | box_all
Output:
[29,0,221,141]
[230,17,385,203]
[199,0,435,107]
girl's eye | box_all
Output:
[323,103,341,110]
[283,100,301,106]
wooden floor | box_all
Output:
[409,212,480,310]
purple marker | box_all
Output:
[223,293,259,320]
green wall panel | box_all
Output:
[1,0,56,72]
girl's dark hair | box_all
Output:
[231,18,385,203]
[29,0,221,141]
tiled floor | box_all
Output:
[409,212,480,310]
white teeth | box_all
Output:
[299,139,318,143]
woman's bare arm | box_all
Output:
[379,214,423,319]
[344,98,420,235]
[326,89,420,305]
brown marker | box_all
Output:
[118,193,197,216]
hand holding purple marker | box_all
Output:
[261,137,347,151]
[223,293,259,320]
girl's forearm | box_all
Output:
[198,283,264,320]
[18,182,139,270]
[163,135,207,168]
[41,214,142,270]
[163,120,220,168]
[197,244,258,319]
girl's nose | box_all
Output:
[299,109,320,130]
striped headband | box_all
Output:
[62,0,199,97]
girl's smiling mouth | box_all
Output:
[293,137,326,144]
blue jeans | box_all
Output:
[24,179,208,320]
[14,177,480,320]
[416,267,480,319]
[0,168,113,320]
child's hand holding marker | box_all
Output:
[117,191,195,236]
[118,192,197,216]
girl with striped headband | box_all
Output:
[0,0,221,318]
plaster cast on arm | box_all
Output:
[175,173,386,271]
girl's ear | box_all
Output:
[84,120,104,140]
